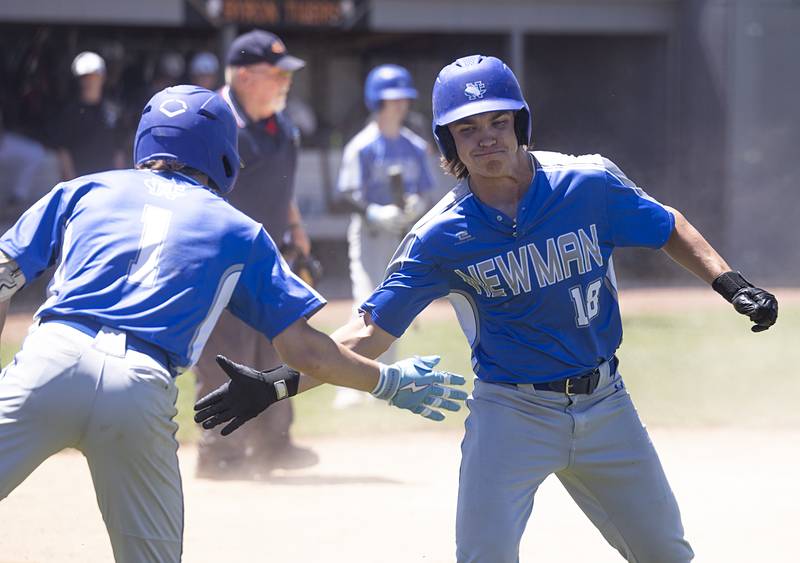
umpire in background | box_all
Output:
[50,51,125,180]
[194,30,315,480]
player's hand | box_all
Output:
[193,355,300,436]
[365,203,407,235]
[712,271,778,332]
[404,193,428,222]
[372,355,468,421]
[732,287,778,332]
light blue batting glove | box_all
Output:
[371,355,468,421]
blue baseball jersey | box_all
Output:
[361,151,675,384]
[0,169,325,371]
[337,122,435,204]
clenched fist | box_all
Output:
[712,271,778,332]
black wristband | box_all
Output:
[284,368,301,397]
[264,366,301,401]
[711,271,753,303]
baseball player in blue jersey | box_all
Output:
[202,56,778,562]
[334,64,436,407]
[338,64,436,304]
[0,85,467,563]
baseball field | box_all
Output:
[1,288,798,562]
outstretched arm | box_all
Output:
[661,206,730,283]
[273,316,387,393]
[661,206,778,332]
[194,315,466,434]
[291,313,396,393]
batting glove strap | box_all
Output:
[371,364,401,400]
[192,356,301,436]
[711,271,753,303]
[246,363,301,399]
[371,356,469,422]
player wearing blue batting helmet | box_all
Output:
[364,64,418,112]
[134,85,240,194]
[432,55,532,163]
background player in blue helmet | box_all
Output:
[0,85,467,563]
[202,55,778,562]
[333,63,437,408]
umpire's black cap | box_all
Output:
[226,30,305,71]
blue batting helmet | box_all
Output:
[134,85,240,194]
[432,55,532,160]
[364,64,418,112]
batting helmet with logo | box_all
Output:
[431,55,531,161]
[134,85,240,194]
[364,64,418,112]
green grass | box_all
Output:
[616,306,800,427]
[4,305,799,443]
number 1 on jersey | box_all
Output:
[570,278,602,327]
[128,204,172,288]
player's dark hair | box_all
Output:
[137,159,218,192]
[137,159,187,172]
[440,154,469,180]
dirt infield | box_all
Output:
[1,288,798,562]
[0,428,798,563]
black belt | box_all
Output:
[531,356,618,395]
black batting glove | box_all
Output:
[193,355,300,436]
[712,271,778,332]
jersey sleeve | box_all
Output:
[603,157,675,248]
[228,227,326,340]
[337,142,363,196]
[0,181,87,283]
[360,233,449,338]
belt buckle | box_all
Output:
[565,378,574,396]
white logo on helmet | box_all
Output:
[159,99,188,118]
[464,81,487,100]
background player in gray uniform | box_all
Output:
[334,64,435,408]
[0,85,467,563]
[201,56,778,562]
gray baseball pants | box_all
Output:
[456,362,694,563]
[0,321,182,562]
[348,214,401,364]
